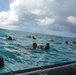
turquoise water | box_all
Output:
[0,29,76,73]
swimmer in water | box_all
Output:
[6,36,13,40]
[39,43,50,50]
[32,36,36,40]
[45,43,50,50]
[65,41,68,44]
[50,39,54,42]
[6,36,16,41]
[72,38,76,44]
[32,42,37,49]
[27,36,31,38]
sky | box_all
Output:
[0,0,76,37]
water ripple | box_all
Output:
[0,29,76,73]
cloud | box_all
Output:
[36,17,55,26]
[0,0,76,36]
[67,16,76,25]
[31,9,45,15]
[0,0,55,26]
[0,10,19,25]
[0,11,9,25]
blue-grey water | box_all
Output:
[0,29,76,73]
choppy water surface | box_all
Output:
[0,29,76,73]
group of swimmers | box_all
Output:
[65,38,76,44]
[28,36,36,40]
[32,43,50,50]
[6,36,50,50]
[6,36,76,50]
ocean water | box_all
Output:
[0,29,76,73]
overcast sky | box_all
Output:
[0,0,76,37]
